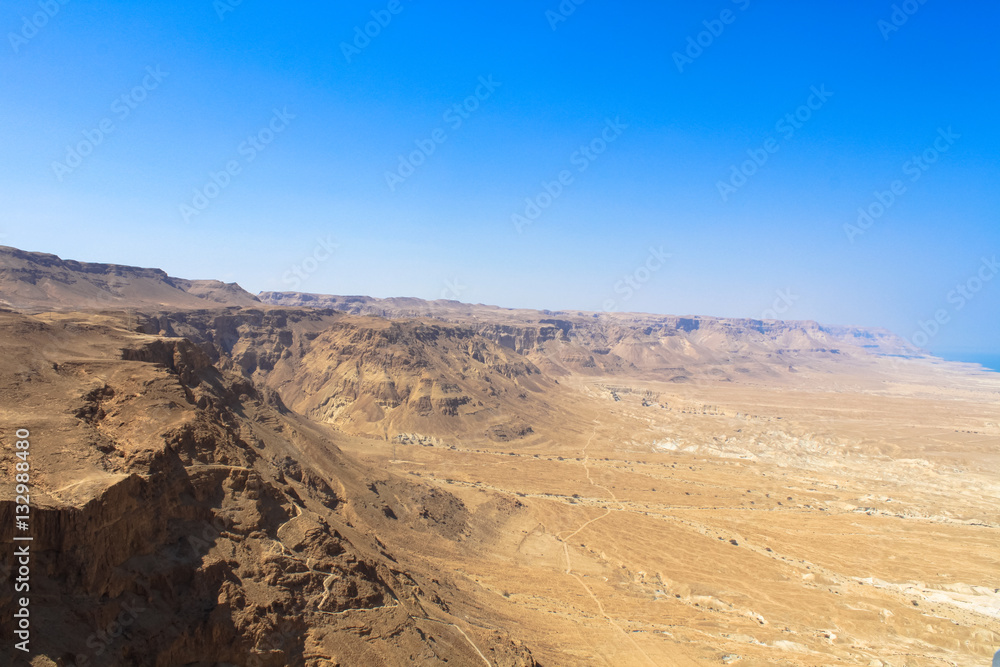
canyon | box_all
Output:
[1,246,997,666]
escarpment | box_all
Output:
[0,311,538,666]
[134,309,553,442]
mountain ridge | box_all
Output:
[0,245,260,311]
[0,245,914,356]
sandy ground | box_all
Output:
[336,365,1000,666]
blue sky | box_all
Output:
[1,0,998,357]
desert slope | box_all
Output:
[1,247,998,666]
[0,245,260,311]
[0,309,537,666]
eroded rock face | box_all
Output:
[256,291,929,386]
[136,309,552,442]
[0,311,537,667]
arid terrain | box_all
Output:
[1,246,998,666]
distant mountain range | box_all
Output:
[0,246,926,378]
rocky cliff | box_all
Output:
[0,310,537,666]
[137,308,554,442]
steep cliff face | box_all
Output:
[272,320,550,438]
[0,311,537,666]
[137,309,555,442]
[473,323,567,355]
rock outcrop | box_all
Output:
[0,311,537,666]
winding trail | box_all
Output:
[413,615,493,666]
[555,424,658,667]
[558,428,623,542]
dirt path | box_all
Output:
[413,615,493,666]
[554,425,658,667]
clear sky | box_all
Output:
[1,0,997,357]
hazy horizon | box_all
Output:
[2,1,997,357]
[4,241,998,370]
